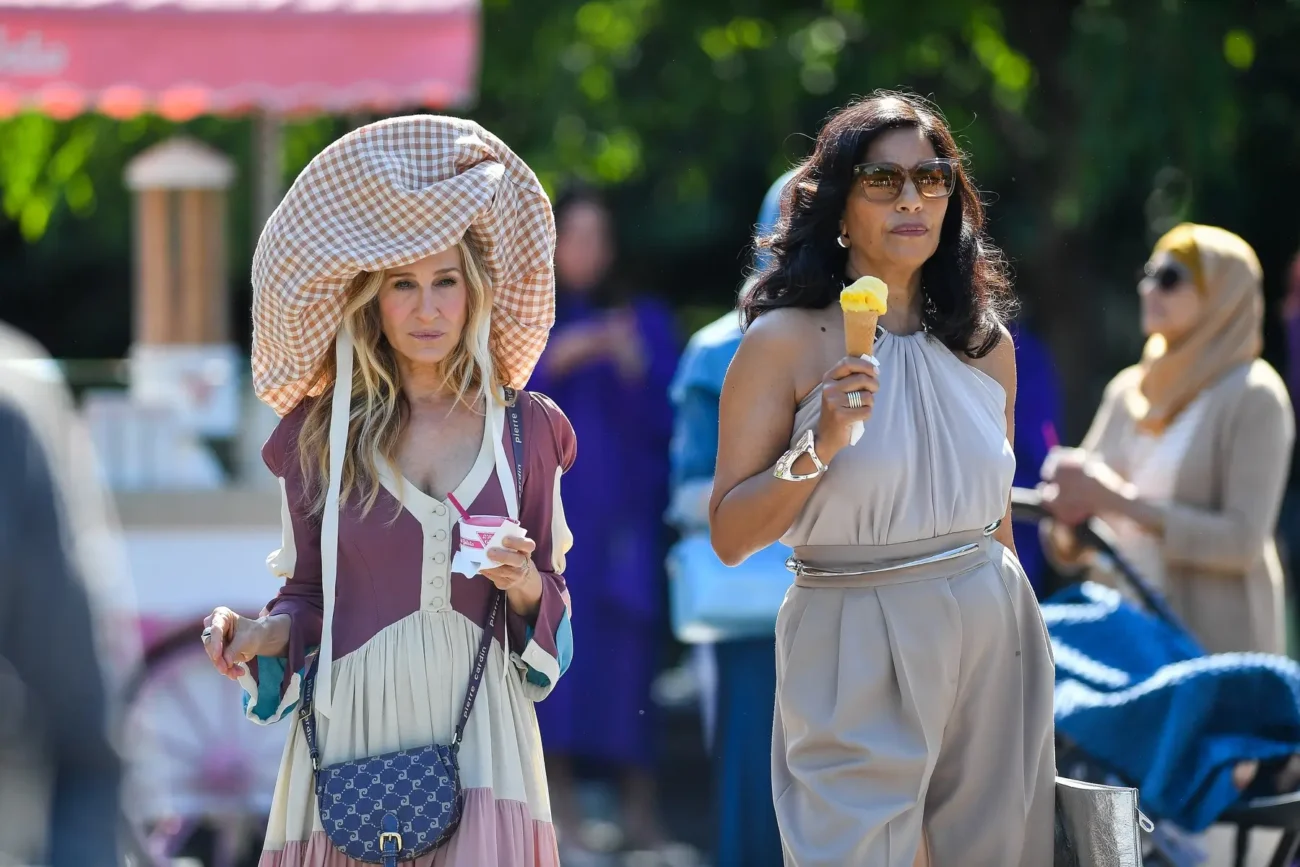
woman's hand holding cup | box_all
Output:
[481,535,544,618]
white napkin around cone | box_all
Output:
[848,353,881,447]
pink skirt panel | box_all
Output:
[258,788,560,867]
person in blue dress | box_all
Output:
[666,171,794,867]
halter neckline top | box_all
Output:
[782,329,1015,549]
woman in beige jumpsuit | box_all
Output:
[709,93,1055,866]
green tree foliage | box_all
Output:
[2,0,1299,431]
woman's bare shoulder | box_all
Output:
[963,323,1016,396]
[728,308,829,405]
[745,306,823,344]
[735,308,826,373]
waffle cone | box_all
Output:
[844,310,879,358]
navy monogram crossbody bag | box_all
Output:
[296,389,526,865]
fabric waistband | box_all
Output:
[789,523,999,589]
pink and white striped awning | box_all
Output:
[0,0,477,119]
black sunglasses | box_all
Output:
[851,158,959,202]
[1140,262,1192,292]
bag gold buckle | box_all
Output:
[379,831,403,851]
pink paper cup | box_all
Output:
[457,514,522,556]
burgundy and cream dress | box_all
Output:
[237,390,576,867]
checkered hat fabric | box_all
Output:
[251,115,556,416]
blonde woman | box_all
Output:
[199,117,575,866]
[1042,223,1294,655]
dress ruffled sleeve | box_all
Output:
[506,392,577,701]
[237,402,323,724]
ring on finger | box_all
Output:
[201,627,213,640]
[846,391,864,409]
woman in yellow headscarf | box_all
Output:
[1041,223,1294,654]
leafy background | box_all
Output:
[3,0,1299,436]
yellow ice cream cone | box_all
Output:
[840,276,888,357]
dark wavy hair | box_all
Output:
[742,91,1013,358]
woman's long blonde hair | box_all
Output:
[296,238,508,517]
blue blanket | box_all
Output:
[1044,582,1300,831]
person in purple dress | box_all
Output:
[528,185,679,856]
[1008,320,1063,594]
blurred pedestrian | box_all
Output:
[710,92,1054,866]
[0,321,124,867]
[1042,223,1294,654]
[529,184,679,857]
[666,170,792,867]
[201,116,576,866]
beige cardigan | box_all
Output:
[1048,359,1295,654]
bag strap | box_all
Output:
[451,584,503,746]
[453,388,525,745]
[298,652,323,769]
[299,389,528,766]
[503,387,525,497]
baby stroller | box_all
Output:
[1010,487,1300,867]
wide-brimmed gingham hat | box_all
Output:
[251,115,556,416]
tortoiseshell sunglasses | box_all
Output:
[851,158,959,202]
